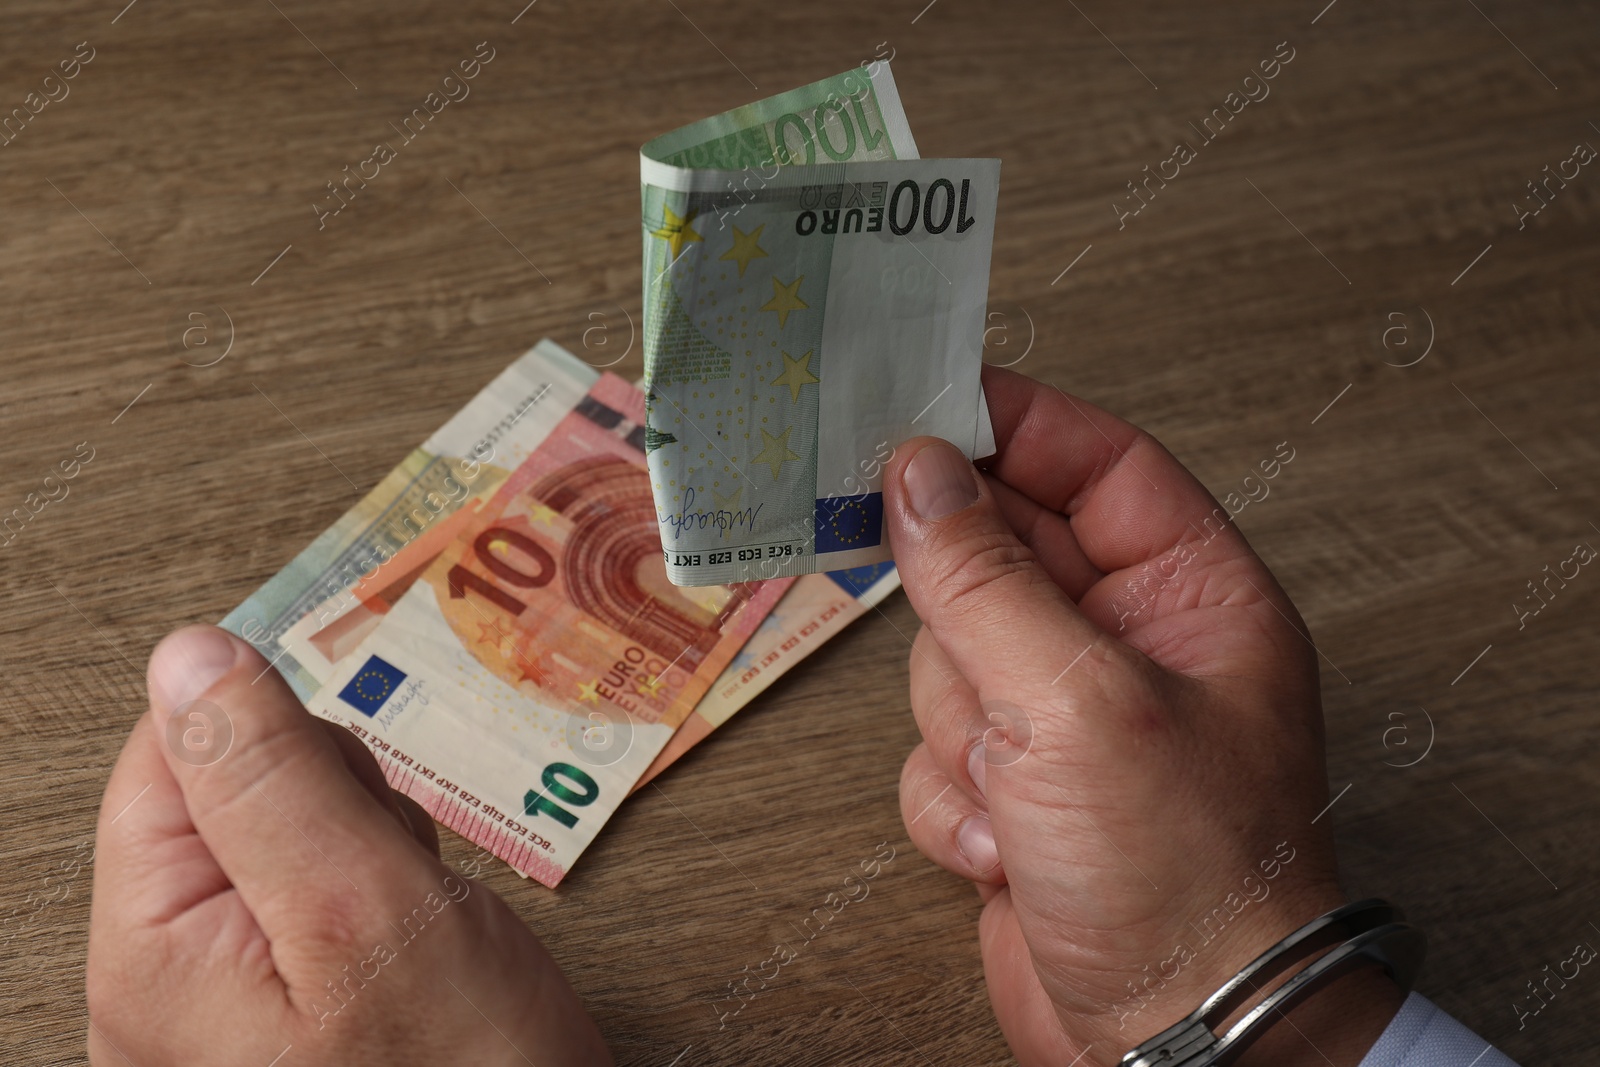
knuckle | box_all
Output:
[898,753,945,813]
[897,745,932,796]
[1053,628,1141,692]
[928,528,1047,622]
[908,638,960,699]
[1032,651,1171,762]
[919,680,979,750]
[291,895,371,956]
[195,720,316,817]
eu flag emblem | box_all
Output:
[826,561,896,597]
[814,493,883,554]
[338,655,407,717]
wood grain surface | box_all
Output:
[2,0,1596,1063]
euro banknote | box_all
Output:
[304,370,788,887]
[280,489,900,793]
[227,338,921,886]
[270,385,905,793]
[632,560,899,790]
[222,339,604,699]
[640,63,1000,586]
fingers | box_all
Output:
[986,475,1103,600]
[394,791,442,858]
[908,625,1037,803]
[141,625,444,976]
[978,889,1083,1066]
[978,364,1267,586]
[908,627,988,799]
[317,719,410,831]
[885,436,1120,696]
[974,367,1315,671]
[94,706,228,930]
[899,743,1005,884]
[314,719,441,856]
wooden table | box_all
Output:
[2,0,1594,1063]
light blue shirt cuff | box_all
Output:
[1358,991,1519,1067]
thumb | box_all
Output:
[144,625,446,980]
[884,438,1109,696]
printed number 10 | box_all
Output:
[523,762,600,828]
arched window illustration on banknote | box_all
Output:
[527,456,750,673]
[423,376,773,730]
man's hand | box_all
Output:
[885,367,1403,1066]
[87,625,611,1067]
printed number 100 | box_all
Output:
[523,762,600,828]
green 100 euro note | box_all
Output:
[640,63,1000,586]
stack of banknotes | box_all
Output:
[222,64,997,887]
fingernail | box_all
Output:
[149,627,240,710]
[967,743,988,797]
[957,814,1000,874]
[904,441,979,520]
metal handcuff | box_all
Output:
[1117,898,1426,1067]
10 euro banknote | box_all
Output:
[223,340,900,886]
[641,63,1000,586]
[304,370,786,887]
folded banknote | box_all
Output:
[641,62,1000,586]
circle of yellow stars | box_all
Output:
[350,667,396,702]
[828,497,869,545]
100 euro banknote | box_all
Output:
[305,372,786,887]
[640,63,1000,586]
